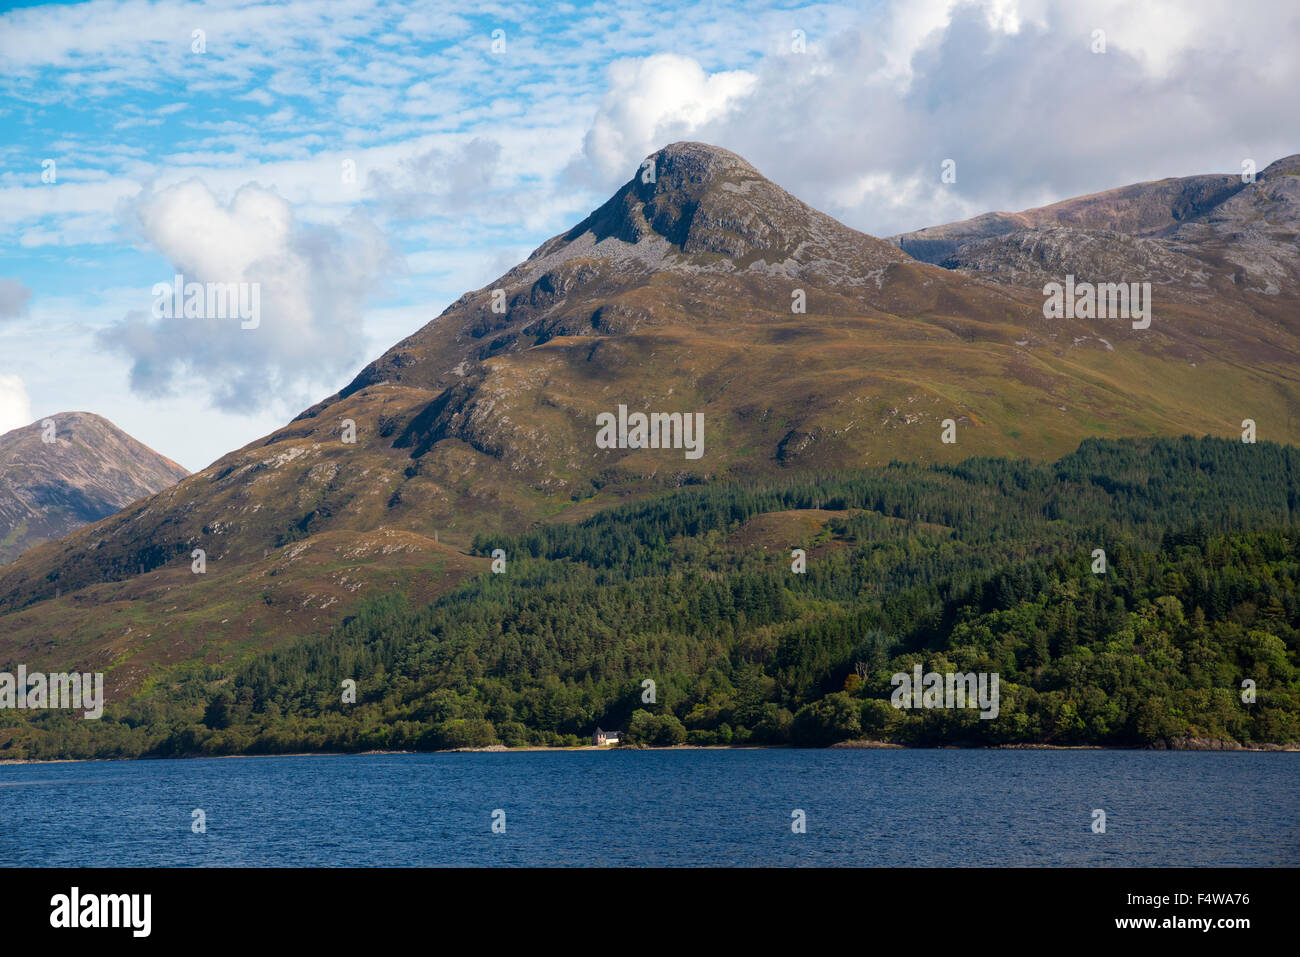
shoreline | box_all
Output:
[3,738,1296,766]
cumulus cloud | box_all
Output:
[0,278,32,319]
[0,374,33,435]
[577,0,1300,236]
[97,179,394,412]
[581,53,758,180]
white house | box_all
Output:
[593,727,620,746]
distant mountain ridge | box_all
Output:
[0,411,188,565]
[890,155,1300,303]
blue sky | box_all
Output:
[1,0,1295,470]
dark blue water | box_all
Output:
[1,750,1296,866]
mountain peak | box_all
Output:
[0,411,188,565]
[520,141,903,279]
[551,140,784,257]
[647,140,760,182]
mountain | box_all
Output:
[0,412,188,565]
[1,142,1297,702]
[890,155,1300,306]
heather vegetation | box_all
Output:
[3,435,1297,759]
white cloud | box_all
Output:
[366,137,504,220]
[97,178,396,412]
[582,53,758,179]
[630,0,1300,236]
[0,278,32,319]
[0,374,33,435]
